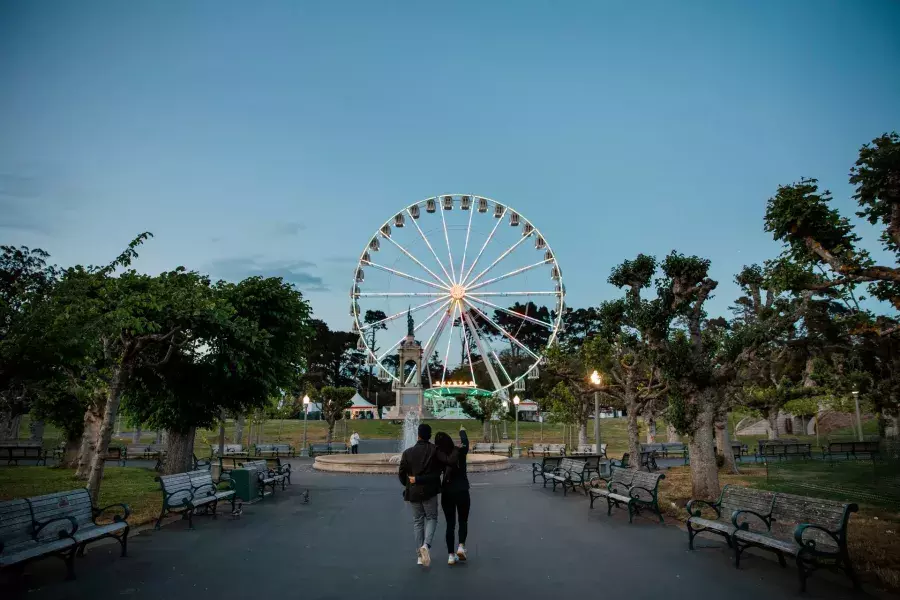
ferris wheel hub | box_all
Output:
[450,284,466,300]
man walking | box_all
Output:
[398,423,445,567]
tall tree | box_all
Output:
[456,393,504,442]
[363,309,387,397]
[319,386,355,443]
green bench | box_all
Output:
[210,443,246,457]
[125,444,166,469]
[309,442,349,456]
[546,458,588,496]
[0,442,48,466]
[687,485,859,591]
[613,450,658,472]
[155,470,236,530]
[254,443,295,458]
[241,460,288,498]
[588,467,665,523]
[822,440,880,462]
[687,484,775,549]
[0,488,130,582]
[531,455,562,484]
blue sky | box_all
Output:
[2,0,898,329]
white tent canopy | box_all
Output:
[350,393,375,408]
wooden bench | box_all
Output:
[528,443,566,457]
[686,484,775,550]
[546,458,588,496]
[125,444,166,469]
[489,443,512,456]
[582,455,610,480]
[471,442,494,454]
[733,491,859,591]
[756,441,812,461]
[254,443,295,458]
[218,456,243,478]
[155,470,235,530]
[613,450,658,472]
[822,440,881,462]
[0,489,130,581]
[588,467,665,523]
[531,456,562,484]
[661,442,687,458]
[308,442,349,456]
[210,443,247,457]
[569,443,608,458]
[242,460,288,498]
[0,442,48,466]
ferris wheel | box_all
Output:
[350,194,565,397]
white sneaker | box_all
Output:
[456,544,467,561]
[417,557,423,565]
[417,545,431,567]
[448,554,457,565]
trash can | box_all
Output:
[230,468,260,503]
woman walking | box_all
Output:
[434,427,470,565]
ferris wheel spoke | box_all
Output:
[407,208,454,284]
[475,324,513,386]
[458,204,474,284]
[359,297,447,332]
[357,292,445,298]
[465,295,555,329]
[364,261,449,292]
[420,306,452,387]
[460,307,478,384]
[462,309,504,393]
[383,234,449,288]
[439,204,457,284]
[464,235,532,288]
[377,299,451,364]
[467,259,552,292]
[468,291,561,297]
[460,207,505,284]
[439,302,459,385]
[463,299,542,362]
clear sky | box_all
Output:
[2,0,898,329]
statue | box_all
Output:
[407,307,414,337]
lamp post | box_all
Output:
[301,395,311,456]
[590,370,602,452]
[513,395,521,458]
[852,390,863,442]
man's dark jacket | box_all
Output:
[398,440,454,502]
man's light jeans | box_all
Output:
[411,495,438,548]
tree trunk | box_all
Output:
[626,404,641,469]
[162,428,196,474]
[218,416,226,456]
[132,425,142,444]
[326,420,334,444]
[646,416,657,443]
[688,402,720,500]
[482,419,490,442]
[715,415,739,474]
[0,412,22,441]
[233,414,245,444]
[256,419,263,445]
[86,363,131,504]
[61,434,81,469]
[577,422,587,446]
[76,404,103,479]
[765,407,779,440]
[666,423,679,443]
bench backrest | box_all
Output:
[2,446,45,458]
[541,456,562,470]
[532,443,549,453]
[608,467,635,495]
[157,472,195,507]
[330,443,348,450]
[473,443,492,452]
[719,485,775,524]
[131,444,165,453]
[0,498,37,549]
[242,459,269,472]
[560,458,586,475]
[548,444,565,454]
[641,443,664,453]
[493,443,511,451]
[829,441,880,453]
[769,492,856,551]
[28,489,94,543]
[211,443,243,455]
[256,443,291,453]
[628,471,664,503]
[663,442,686,452]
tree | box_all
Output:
[492,302,552,356]
[363,309,387,397]
[543,344,594,445]
[319,386,355,443]
[304,320,361,388]
[124,276,313,473]
[457,393,503,441]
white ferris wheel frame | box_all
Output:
[349,194,565,396]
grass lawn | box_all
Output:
[0,467,162,527]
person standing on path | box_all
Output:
[398,423,456,567]
[350,431,360,454]
[434,428,470,565]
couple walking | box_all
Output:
[398,423,470,567]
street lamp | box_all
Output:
[852,390,863,442]
[590,370,602,453]
[301,395,311,456]
[513,395,521,458]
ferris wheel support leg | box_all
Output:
[462,310,504,395]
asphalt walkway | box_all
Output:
[7,461,873,599]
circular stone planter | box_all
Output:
[313,452,510,474]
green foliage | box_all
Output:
[545,381,578,425]
[851,132,900,254]
[456,392,502,423]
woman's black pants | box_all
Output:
[441,490,470,553]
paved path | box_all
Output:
[10,462,870,600]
